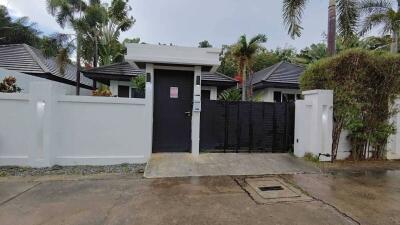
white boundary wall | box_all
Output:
[294,90,333,161]
[0,81,151,167]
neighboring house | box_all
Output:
[201,72,237,100]
[0,44,93,95]
[251,61,304,102]
[83,62,237,100]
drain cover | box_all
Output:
[242,177,312,204]
[259,186,284,191]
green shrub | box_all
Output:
[131,75,145,94]
[218,88,241,101]
[301,49,400,160]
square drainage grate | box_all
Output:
[242,177,312,204]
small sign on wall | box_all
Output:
[170,87,178,99]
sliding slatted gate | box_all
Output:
[200,100,295,153]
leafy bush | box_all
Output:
[92,84,112,96]
[0,76,22,93]
[218,88,241,101]
[131,74,145,97]
[301,49,400,160]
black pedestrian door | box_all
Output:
[153,69,194,152]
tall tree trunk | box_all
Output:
[93,38,98,89]
[391,30,398,53]
[327,0,336,56]
[93,38,98,68]
[76,33,81,96]
[241,64,247,101]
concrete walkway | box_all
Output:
[144,153,319,178]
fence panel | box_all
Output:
[200,100,295,153]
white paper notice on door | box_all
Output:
[170,87,178,99]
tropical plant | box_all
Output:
[92,84,112,96]
[359,35,393,50]
[252,50,281,71]
[97,0,135,66]
[123,37,141,45]
[198,40,213,48]
[231,34,267,101]
[0,76,22,93]
[296,43,328,65]
[46,0,87,95]
[218,88,241,101]
[75,0,108,67]
[282,0,359,55]
[131,74,146,97]
[273,47,298,63]
[359,0,400,53]
[217,45,238,77]
[0,6,41,46]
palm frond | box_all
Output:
[282,0,308,38]
[337,0,359,42]
[359,0,392,14]
[248,34,267,45]
[359,13,387,35]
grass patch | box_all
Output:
[304,152,319,163]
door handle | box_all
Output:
[185,111,192,117]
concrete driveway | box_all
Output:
[144,153,319,178]
[1,169,399,225]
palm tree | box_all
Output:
[359,0,400,53]
[75,1,107,68]
[46,0,87,95]
[97,0,134,65]
[282,0,359,56]
[231,34,267,101]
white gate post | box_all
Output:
[294,90,333,161]
[28,81,65,167]
[387,99,400,159]
[191,66,202,157]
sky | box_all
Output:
[0,0,330,51]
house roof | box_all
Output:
[251,61,304,89]
[83,62,237,87]
[201,72,237,83]
[0,44,93,88]
[84,62,145,77]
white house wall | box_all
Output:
[201,86,218,100]
[254,88,301,102]
[125,44,221,66]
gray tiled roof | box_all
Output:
[251,61,304,85]
[201,72,237,83]
[84,63,237,84]
[84,62,145,76]
[0,44,92,87]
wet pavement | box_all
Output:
[0,170,399,225]
[145,153,319,178]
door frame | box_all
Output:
[151,66,197,153]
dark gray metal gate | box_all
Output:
[200,100,295,153]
